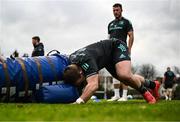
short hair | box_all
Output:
[167,67,171,70]
[32,36,40,42]
[113,3,122,9]
[63,65,81,85]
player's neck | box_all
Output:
[115,16,122,20]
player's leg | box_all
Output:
[113,40,160,99]
[168,88,173,100]
[164,84,169,100]
[115,61,156,104]
[107,79,120,101]
[133,74,160,100]
[167,88,170,100]
[111,41,156,103]
[169,83,174,100]
[118,83,128,101]
[106,63,120,101]
[165,90,168,100]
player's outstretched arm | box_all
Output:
[76,74,99,104]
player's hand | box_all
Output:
[72,98,85,104]
[71,102,77,104]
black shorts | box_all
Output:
[165,83,173,89]
[105,40,131,79]
[112,40,131,64]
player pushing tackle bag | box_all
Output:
[0,51,79,103]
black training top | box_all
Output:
[108,17,133,44]
[69,39,131,78]
[69,40,114,78]
[32,43,44,57]
[164,71,175,83]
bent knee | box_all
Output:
[118,73,133,82]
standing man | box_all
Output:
[107,3,134,102]
[163,67,176,100]
[31,36,45,57]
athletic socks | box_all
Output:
[122,89,128,98]
[144,79,156,89]
[114,88,120,97]
[138,84,148,94]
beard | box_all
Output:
[33,43,36,47]
[114,14,121,19]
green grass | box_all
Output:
[0,100,180,121]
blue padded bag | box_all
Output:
[0,54,69,90]
[36,83,79,103]
[0,54,70,102]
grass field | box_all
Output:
[0,100,180,121]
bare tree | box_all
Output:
[172,66,180,75]
[131,64,139,74]
[138,63,158,80]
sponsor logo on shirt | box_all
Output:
[118,44,127,52]
[81,63,90,71]
[119,54,126,59]
[119,21,124,25]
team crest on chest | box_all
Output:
[119,21,124,25]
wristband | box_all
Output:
[76,97,85,104]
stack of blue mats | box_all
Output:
[36,83,79,103]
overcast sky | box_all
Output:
[0,0,180,76]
